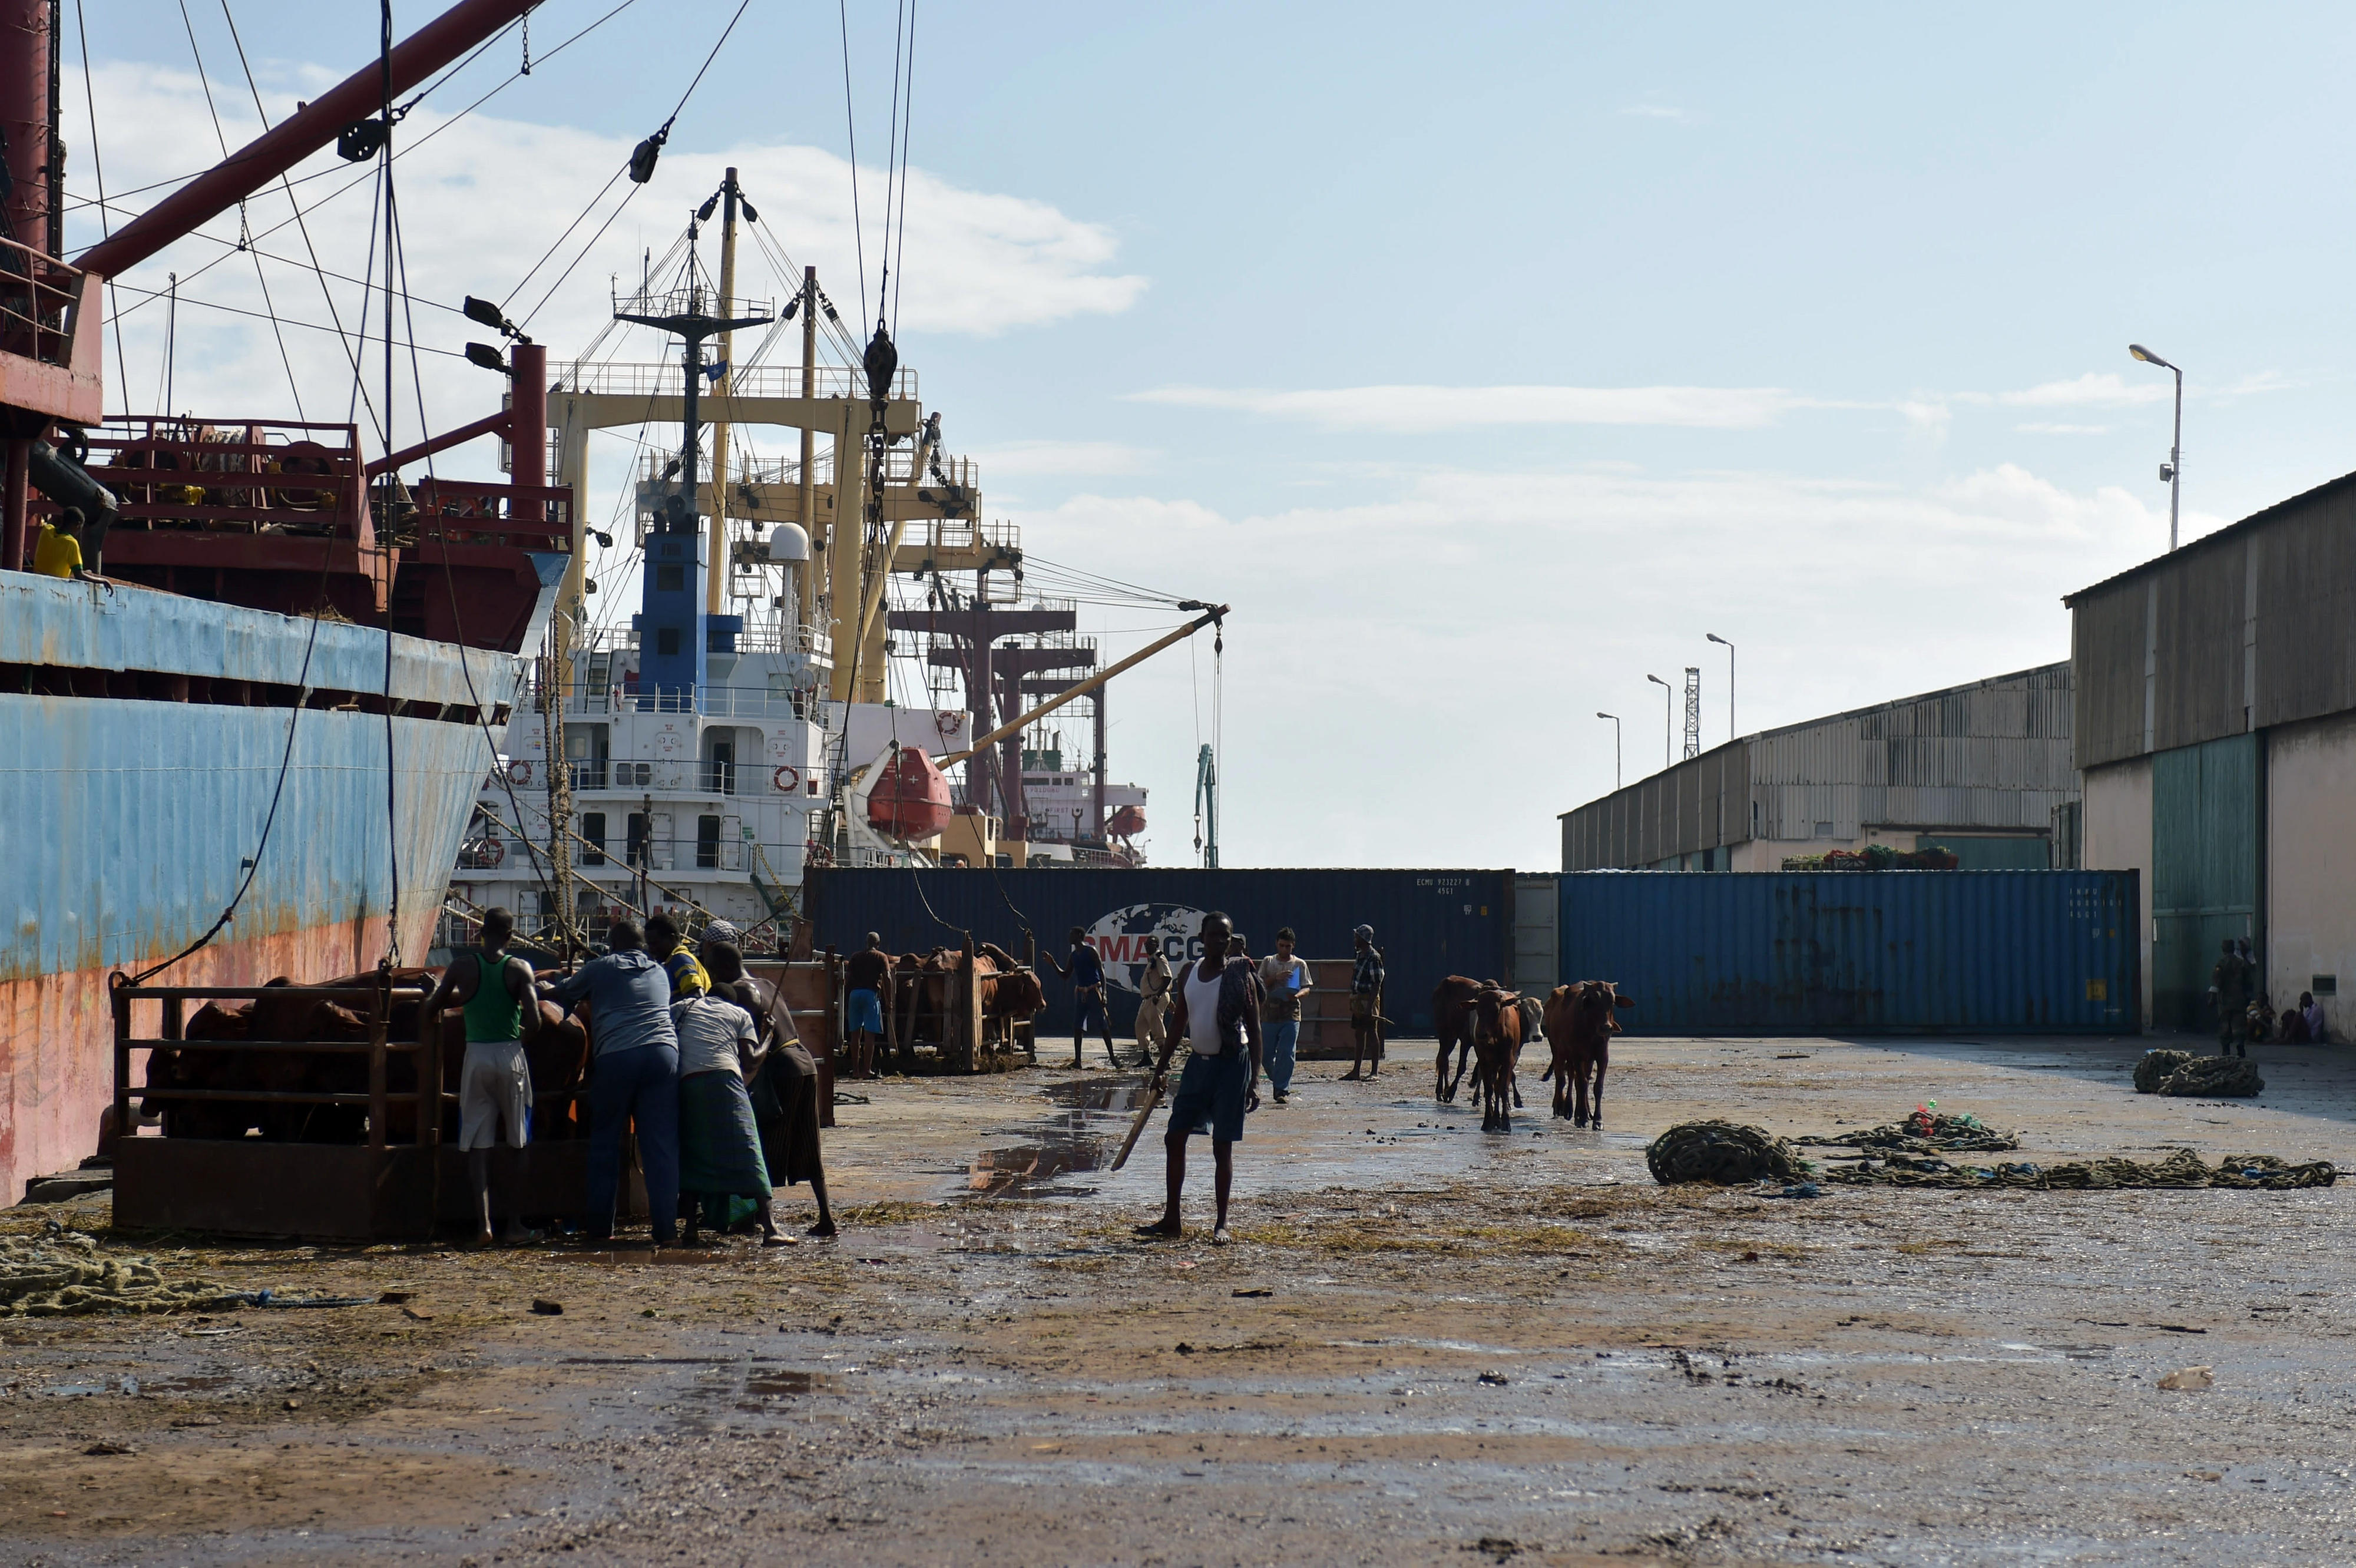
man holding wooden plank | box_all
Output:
[1131,911,1264,1246]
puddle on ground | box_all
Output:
[743,1369,839,1397]
[1043,1079,1149,1113]
[964,1079,1153,1199]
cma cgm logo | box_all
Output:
[1083,903,1211,994]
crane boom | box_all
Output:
[938,604,1227,766]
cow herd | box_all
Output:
[1431,975,1633,1133]
[865,943,1047,1072]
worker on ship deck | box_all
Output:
[32,508,107,588]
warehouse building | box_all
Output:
[1560,663,2079,874]
[2066,469,2356,1037]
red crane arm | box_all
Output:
[74,0,539,280]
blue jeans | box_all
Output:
[587,1044,681,1243]
[1264,1020,1300,1094]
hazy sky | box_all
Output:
[70,2,2356,871]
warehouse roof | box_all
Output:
[2062,465,2356,605]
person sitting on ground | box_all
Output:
[701,932,838,1238]
[2297,990,2328,1045]
[646,912,710,998]
[669,967,784,1246]
[419,905,540,1247]
[842,932,891,1080]
[541,917,681,1245]
[1136,910,1263,1246]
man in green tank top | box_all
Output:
[422,907,541,1246]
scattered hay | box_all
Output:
[1825,1149,2332,1190]
[0,1228,240,1316]
[1646,1122,1809,1186]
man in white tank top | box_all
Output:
[1135,911,1263,1246]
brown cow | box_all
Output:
[1540,981,1633,1127]
[1432,975,1482,1103]
[1468,984,1524,1133]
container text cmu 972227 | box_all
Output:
[807,867,1513,1035]
[1560,870,2141,1036]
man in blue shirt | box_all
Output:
[1048,925,1120,1068]
[542,917,681,1243]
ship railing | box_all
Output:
[0,236,94,415]
[532,759,823,798]
[724,622,830,657]
[409,477,574,550]
[562,360,918,402]
[562,685,824,720]
[84,417,369,538]
[546,834,755,874]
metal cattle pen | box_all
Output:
[108,975,626,1239]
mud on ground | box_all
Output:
[6,1033,2356,1566]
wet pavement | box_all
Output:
[5,1033,2356,1564]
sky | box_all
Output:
[64,1,2356,872]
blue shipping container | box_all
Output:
[808,867,1513,1035]
[1558,871,2141,1036]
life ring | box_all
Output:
[509,760,533,786]
[481,838,505,866]
[773,765,800,792]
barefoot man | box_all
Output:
[1137,911,1263,1246]
[419,906,539,1247]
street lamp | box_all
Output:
[1646,673,1673,771]
[1705,632,1734,744]
[2129,343,2183,552]
[1596,712,1621,790]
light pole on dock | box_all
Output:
[1596,712,1621,791]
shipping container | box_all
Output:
[1559,869,2140,1036]
[807,868,1513,1037]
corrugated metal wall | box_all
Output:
[1559,870,2141,1035]
[1563,664,2076,869]
[808,868,1513,1034]
[2068,470,2356,769]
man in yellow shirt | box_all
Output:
[32,508,84,579]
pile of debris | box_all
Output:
[0,1227,240,1317]
[2135,1050,2264,1098]
[1646,1121,1811,1185]
[1824,1149,2333,1190]
[1779,844,1960,872]
[1806,1105,2019,1155]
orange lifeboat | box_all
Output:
[1108,804,1147,838]
[868,746,955,841]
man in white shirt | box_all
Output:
[1135,911,1263,1246]
[670,973,783,1246]
[1256,927,1311,1106]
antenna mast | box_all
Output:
[1682,667,1702,760]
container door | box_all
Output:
[1513,874,1558,994]
[2151,733,2259,1032]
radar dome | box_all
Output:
[765,522,812,563]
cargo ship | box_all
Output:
[0,0,566,1201]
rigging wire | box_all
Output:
[876,0,905,323]
[378,0,402,966]
[891,0,918,335]
[71,0,130,403]
[836,0,865,329]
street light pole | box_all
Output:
[2129,343,2183,552]
[1646,673,1672,772]
[1596,712,1620,791]
[1705,632,1734,743]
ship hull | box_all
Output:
[1,573,535,1200]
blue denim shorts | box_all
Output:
[845,987,885,1035]
[1167,1048,1251,1143]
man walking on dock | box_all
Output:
[1136,945,1174,1066]
[1342,925,1385,1081]
[1258,927,1310,1106]
[1137,911,1263,1246]
[543,918,681,1245]
[420,906,540,1248]
[1049,925,1120,1069]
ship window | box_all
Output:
[581,812,607,866]
[656,565,684,593]
[657,627,680,656]
[696,813,722,869]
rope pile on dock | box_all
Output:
[1805,1109,2019,1154]
[1822,1149,2333,1190]
[2135,1051,2264,1098]
[1646,1122,1811,1185]
[0,1229,240,1317]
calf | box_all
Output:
[1469,984,1524,1133]
[1540,980,1633,1127]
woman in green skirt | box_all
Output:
[669,970,783,1245]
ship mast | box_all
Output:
[706,168,742,617]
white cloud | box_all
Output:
[1127,383,1831,432]
[972,439,1156,477]
[2014,421,2112,435]
[1998,372,2170,408]
[1006,462,2190,869]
